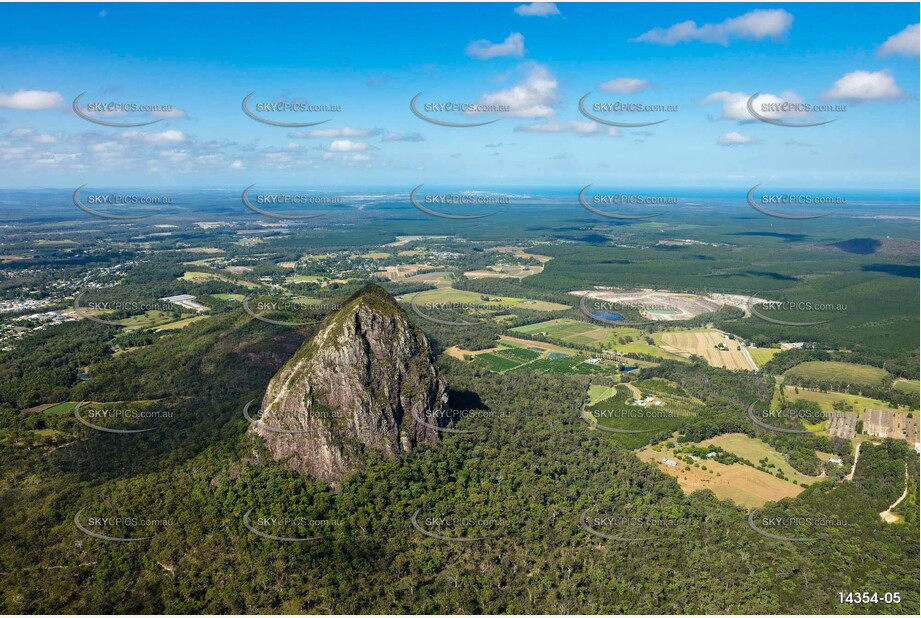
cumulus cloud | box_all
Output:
[465,32,526,59]
[514,3,560,17]
[475,64,558,118]
[822,70,903,101]
[700,90,809,121]
[515,120,620,137]
[632,9,792,45]
[327,139,370,152]
[878,23,919,57]
[381,132,425,142]
[290,127,380,139]
[717,131,758,146]
[599,78,653,94]
[0,89,63,110]
[229,159,244,170]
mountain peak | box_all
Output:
[252,285,447,483]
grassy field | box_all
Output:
[401,288,569,312]
[636,442,806,509]
[785,361,890,386]
[155,315,210,330]
[286,275,326,283]
[587,385,617,406]
[699,433,821,486]
[893,379,920,395]
[748,347,781,366]
[782,385,904,414]
[511,318,686,361]
[587,385,696,448]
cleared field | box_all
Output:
[26,402,76,415]
[286,275,326,283]
[401,288,568,312]
[782,385,903,414]
[659,330,754,371]
[587,385,617,405]
[894,379,920,395]
[700,433,821,486]
[748,347,781,366]
[155,315,210,330]
[785,361,890,386]
[464,263,544,279]
[637,445,805,509]
[359,252,391,259]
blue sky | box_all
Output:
[0,2,918,190]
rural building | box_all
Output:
[662,458,678,467]
[863,409,920,443]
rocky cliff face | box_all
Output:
[252,284,447,483]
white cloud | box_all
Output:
[290,127,380,139]
[476,64,559,118]
[230,160,244,170]
[822,70,903,101]
[327,139,370,152]
[599,78,653,94]
[878,23,919,57]
[122,129,187,144]
[701,90,808,121]
[150,108,189,119]
[465,32,526,59]
[514,3,560,17]
[718,131,758,146]
[632,9,792,45]
[381,132,424,142]
[515,120,620,137]
[0,89,63,110]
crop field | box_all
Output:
[471,340,611,376]
[658,330,755,371]
[785,361,891,386]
